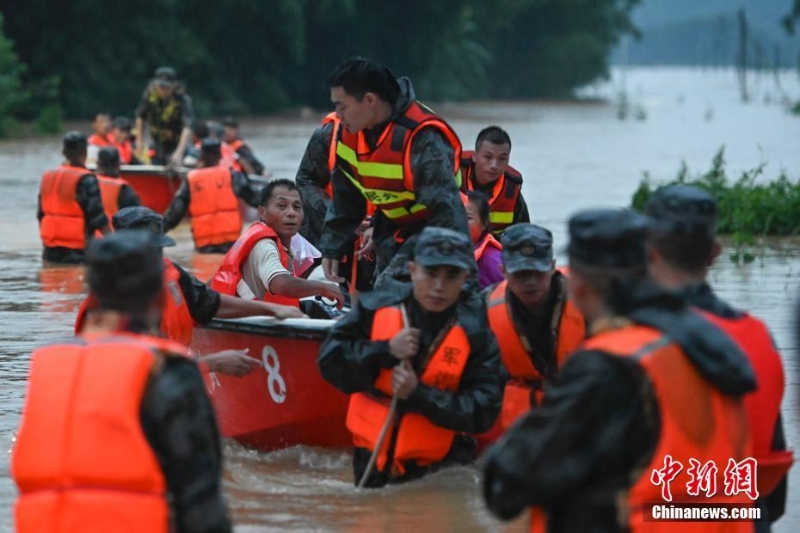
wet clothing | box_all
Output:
[474,232,503,289]
[318,286,502,487]
[296,119,336,245]
[483,282,756,532]
[163,168,257,253]
[12,332,231,533]
[680,282,788,529]
[461,152,529,235]
[228,139,266,175]
[135,85,195,163]
[37,166,109,264]
[318,78,471,290]
[97,175,141,220]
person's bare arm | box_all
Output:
[269,274,344,309]
[171,126,193,166]
[215,294,306,320]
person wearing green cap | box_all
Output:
[318,226,501,487]
[483,208,756,533]
[645,184,790,530]
[38,131,111,264]
[13,230,232,532]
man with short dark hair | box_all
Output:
[134,66,195,166]
[211,179,345,308]
[318,226,501,487]
[163,138,259,253]
[460,126,529,235]
[38,131,111,264]
[14,230,232,532]
[645,184,791,530]
[109,116,136,164]
[320,57,471,290]
[95,146,141,220]
[483,208,756,532]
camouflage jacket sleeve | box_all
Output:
[118,184,142,210]
[296,122,335,245]
[163,180,190,232]
[514,193,530,224]
[231,170,259,208]
[410,128,470,236]
[75,174,109,232]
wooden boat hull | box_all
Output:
[191,317,351,450]
[119,164,183,213]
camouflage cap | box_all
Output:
[645,184,717,238]
[153,66,178,86]
[414,227,473,271]
[112,206,176,248]
[501,224,554,273]
[567,208,648,269]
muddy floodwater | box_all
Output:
[2,67,800,531]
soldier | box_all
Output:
[318,227,501,487]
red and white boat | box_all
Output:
[191,317,351,451]
[119,164,184,213]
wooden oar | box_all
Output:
[357,303,412,489]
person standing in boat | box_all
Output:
[483,223,585,435]
[95,146,141,221]
[221,117,270,177]
[483,209,756,532]
[134,66,195,166]
[466,191,503,289]
[460,126,529,236]
[75,206,305,377]
[645,184,790,530]
[13,231,232,532]
[37,131,111,264]
[318,227,502,488]
[211,179,345,311]
[163,138,259,253]
[319,57,472,291]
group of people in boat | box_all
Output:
[16,56,791,532]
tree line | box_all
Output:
[0,0,641,136]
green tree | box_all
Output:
[0,12,28,136]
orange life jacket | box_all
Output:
[335,102,462,226]
[210,221,300,307]
[700,311,792,495]
[346,305,470,475]
[87,133,111,147]
[581,324,753,533]
[460,150,523,235]
[39,165,90,250]
[11,332,189,533]
[473,232,502,261]
[486,277,585,430]
[187,166,243,249]
[96,175,125,220]
[74,259,196,346]
[111,139,133,164]
[221,141,242,171]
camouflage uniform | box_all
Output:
[135,84,195,164]
[295,121,335,246]
[318,78,472,290]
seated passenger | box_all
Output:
[86,112,112,165]
[210,179,345,309]
[466,191,503,289]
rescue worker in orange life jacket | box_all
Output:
[221,116,270,177]
[320,57,473,291]
[318,227,502,488]
[483,209,756,533]
[645,184,790,531]
[210,179,345,313]
[38,131,111,264]
[460,126,529,236]
[95,146,141,220]
[86,112,112,165]
[484,223,586,433]
[109,115,138,164]
[163,137,259,253]
[75,206,306,376]
[12,231,232,532]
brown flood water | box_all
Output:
[1,67,800,531]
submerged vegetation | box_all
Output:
[632,147,800,262]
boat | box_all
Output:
[118,164,184,213]
[191,316,351,450]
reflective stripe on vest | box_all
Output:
[345,305,470,475]
[39,166,89,250]
[187,167,243,248]
[460,151,522,235]
[335,101,462,225]
[699,310,791,495]
[582,325,753,533]
[210,222,299,307]
[486,276,585,429]
[11,333,180,533]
